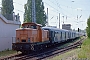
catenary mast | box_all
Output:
[32,0,36,23]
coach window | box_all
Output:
[68,32,69,38]
[69,33,71,38]
[61,32,62,39]
[70,33,71,38]
[53,31,54,37]
[65,32,66,38]
[55,31,58,40]
[74,33,75,37]
[72,33,73,37]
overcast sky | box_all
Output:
[0,0,90,30]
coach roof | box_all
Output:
[42,27,69,32]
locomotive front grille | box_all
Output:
[22,40,26,42]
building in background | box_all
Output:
[0,14,21,51]
[48,26,57,28]
[62,24,71,30]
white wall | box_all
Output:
[0,15,20,51]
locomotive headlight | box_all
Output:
[28,38,30,42]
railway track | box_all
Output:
[31,37,85,60]
[0,37,85,60]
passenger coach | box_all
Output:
[42,27,79,44]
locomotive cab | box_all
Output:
[16,23,43,43]
[16,23,39,43]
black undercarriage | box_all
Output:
[12,37,79,54]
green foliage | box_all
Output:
[24,0,32,22]
[1,0,14,20]
[86,17,90,38]
[24,0,46,26]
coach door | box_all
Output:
[60,32,62,42]
[65,32,66,41]
[48,30,54,43]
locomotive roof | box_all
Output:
[22,22,42,27]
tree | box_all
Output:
[86,16,90,38]
[24,0,32,22]
[24,0,46,26]
[1,0,14,20]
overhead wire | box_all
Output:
[44,0,88,25]
[13,2,24,6]
[13,2,25,13]
[44,0,77,20]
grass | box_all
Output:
[0,50,17,58]
[78,38,90,59]
[48,49,80,60]
[48,37,90,60]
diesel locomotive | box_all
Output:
[12,22,82,53]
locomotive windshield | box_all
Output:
[23,25,37,29]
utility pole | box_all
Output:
[32,0,36,23]
[59,13,60,29]
[65,16,67,22]
[62,16,64,24]
[77,15,78,20]
[46,8,48,26]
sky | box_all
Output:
[0,0,90,30]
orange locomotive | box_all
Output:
[12,23,49,53]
